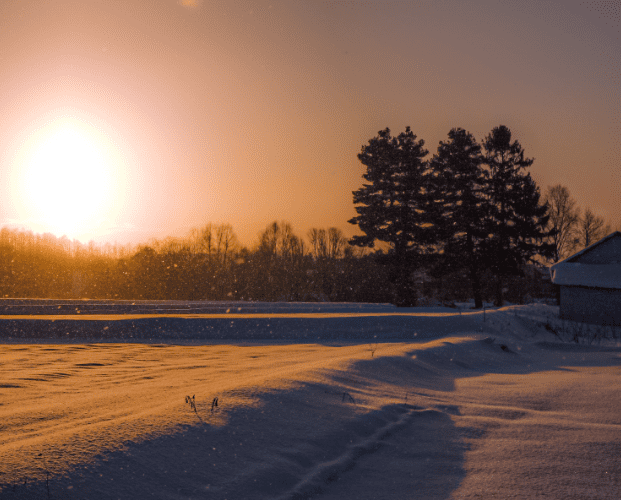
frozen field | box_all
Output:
[1,301,620,499]
[0,300,483,341]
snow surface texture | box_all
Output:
[0,302,620,499]
[0,300,481,341]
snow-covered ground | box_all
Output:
[1,302,620,499]
[0,300,483,341]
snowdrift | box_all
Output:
[1,302,620,499]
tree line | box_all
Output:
[543,184,612,263]
[348,125,614,308]
[0,220,554,305]
[0,223,400,303]
[0,125,608,306]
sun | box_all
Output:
[11,116,124,240]
[24,125,109,227]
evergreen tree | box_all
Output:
[429,128,486,308]
[348,127,433,306]
[481,125,554,306]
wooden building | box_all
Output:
[550,231,621,325]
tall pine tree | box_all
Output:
[430,128,486,308]
[348,127,433,306]
[481,125,554,306]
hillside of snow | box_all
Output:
[1,302,620,499]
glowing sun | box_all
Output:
[12,116,124,239]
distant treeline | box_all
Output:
[4,123,612,306]
[0,222,551,304]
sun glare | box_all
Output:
[10,116,126,240]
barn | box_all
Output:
[549,231,621,325]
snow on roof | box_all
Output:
[560,231,621,264]
[549,231,621,288]
[550,261,621,289]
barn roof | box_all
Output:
[550,231,621,289]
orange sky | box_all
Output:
[0,0,619,246]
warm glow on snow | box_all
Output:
[0,303,620,497]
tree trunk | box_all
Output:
[494,275,504,307]
[470,265,483,308]
[392,249,416,307]
[467,231,483,309]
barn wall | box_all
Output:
[559,286,621,325]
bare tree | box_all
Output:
[187,227,203,255]
[258,221,280,257]
[255,221,307,300]
[308,227,347,260]
[200,223,215,261]
[576,208,611,249]
[544,184,580,262]
[279,222,305,262]
[327,228,346,259]
[308,228,328,259]
[215,223,239,266]
[160,236,183,255]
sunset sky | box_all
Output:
[0,0,619,246]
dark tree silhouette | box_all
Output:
[348,127,434,306]
[543,184,580,262]
[250,221,307,301]
[576,208,610,249]
[307,227,349,300]
[482,125,554,306]
[430,128,486,308]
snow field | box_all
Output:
[0,300,483,341]
[0,302,620,499]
